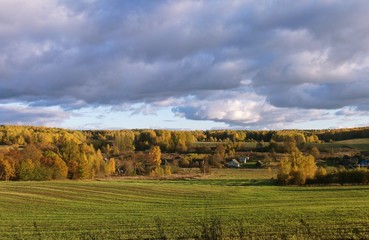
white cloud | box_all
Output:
[173,90,335,129]
[0,103,69,126]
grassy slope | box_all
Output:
[335,138,369,152]
[308,138,369,153]
[1,178,369,239]
[193,141,264,149]
[193,138,369,152]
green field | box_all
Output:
[193,141,264,149]
[335,138,369,152]
[1,176,369,239]
[194,138,369,152]
[307,138,369,153]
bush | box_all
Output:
[337,168,369,185]
[179,158,190,168]
[310,168,369,185]
[149,166,172,177]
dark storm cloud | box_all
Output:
[1,0,369,127]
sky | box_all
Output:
[1,0,369,130]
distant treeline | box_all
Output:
[2,125,369,149]
[1,125,369,181]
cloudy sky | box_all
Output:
[1,0,369,130]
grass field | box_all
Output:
[193,141,265,149]
[307,138,369,153]
[1,174,369,239]
[194,138,369,153]
[335,138,369,152]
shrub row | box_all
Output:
[307,168,369,185]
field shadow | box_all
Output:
[180,179,275,186]
[284,185,369,192]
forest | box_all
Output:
[1,125,369,184]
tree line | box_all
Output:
[2,125,369,182]
[3,125,369,150]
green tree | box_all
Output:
[18,159,35,181]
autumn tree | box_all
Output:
[105,158,116,176]
[278,157,291,185]
[91,149,106,177]
[0,154,16,180]
[277,140,317,185]
[215,145,226,157]
[18,159,35,181]
[208,153,223,168]
[60,140,81,179]
[226,143,236,156]
[42,151,68,179]
[172,132,187,153]
[114,131,135,153]
[310,146,320,159]
[272,131,306,147]
[17,144,51,181]
[135,130,157,150]
[236,131,247,141]
[148,146,161,166]
[156,130,172,152]
[37,132,54,145]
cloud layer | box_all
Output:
[0,104,69,126]
[1,0,369,128]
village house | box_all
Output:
[239,157,249,164]
[226,159,240,168]
[359,159,369,168]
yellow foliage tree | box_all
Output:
[42,151,68,179]
[316,167,327,177]
[148,146,161,166]
[310,146,320,159]
[149,166,164,177]
[277,157,292,185]
[0,156,16,180]
[105,158,116,176]
[78,153,91,179]
[277,141,317,185]
[164,165,171,176]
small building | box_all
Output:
[239,157,249,164]
[226,159,240,168]
[359,159,369,168]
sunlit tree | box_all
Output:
[0,155,15,180]
[105,158,116,176]
[148,146,161,166]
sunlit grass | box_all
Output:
[1,179,369,239]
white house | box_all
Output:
[239,157,249,164]
[226,159,240,168]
